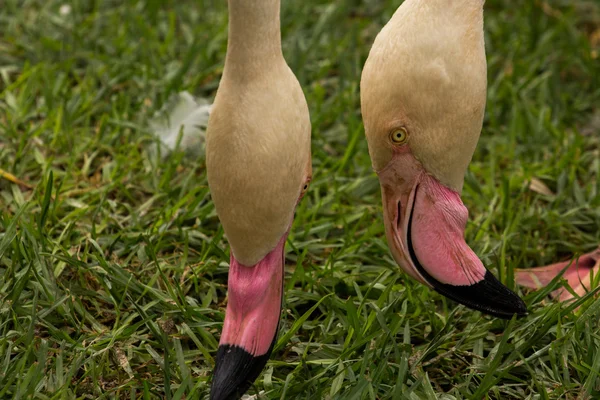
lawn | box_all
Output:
[1,0,599,399]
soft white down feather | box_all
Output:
[150,91,212,157]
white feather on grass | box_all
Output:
[149,91,212,158]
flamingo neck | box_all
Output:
[225,0,284,79]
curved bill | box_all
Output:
[210,235,286,400]
[378,154,527,319]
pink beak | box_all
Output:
[210,234,287,400]
[515,247,600,302]
[378,152,527,318]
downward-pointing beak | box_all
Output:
[210,235,286,400]
[379,154,527,319]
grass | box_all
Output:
[0,0,599,398]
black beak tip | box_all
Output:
[492,292,528,319]
[430,270,528,320]
[210,345,271,400]
[511,293,528,317]
[474,270,528,319]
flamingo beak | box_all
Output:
[515,247,600,302]
[210,235,287,400]
[378,153,527,319]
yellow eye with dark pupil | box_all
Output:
[390,128,408,145]
[302,183,309,192]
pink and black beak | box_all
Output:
[378,153,527,319]
[210,235,287,400]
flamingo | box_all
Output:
[205,0,311,398]
[360,0,527,318]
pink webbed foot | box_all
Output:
[515,247,600,302]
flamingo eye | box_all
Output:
[390,127,409,145]
[299,178,311,199]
